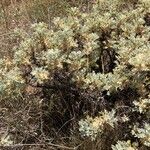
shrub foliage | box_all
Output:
[0,0,150,149]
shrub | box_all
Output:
[112,140,138,150]
[0,0,150,149]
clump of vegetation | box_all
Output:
[0,0,150,149]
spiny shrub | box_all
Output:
[0,0,150,149]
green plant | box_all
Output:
[112,140,138,150]
[0,0,150,149]
[79,109,118,140]
[132,123,150,147]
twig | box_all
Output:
[0,142,82,150]
[56,117,75,135]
